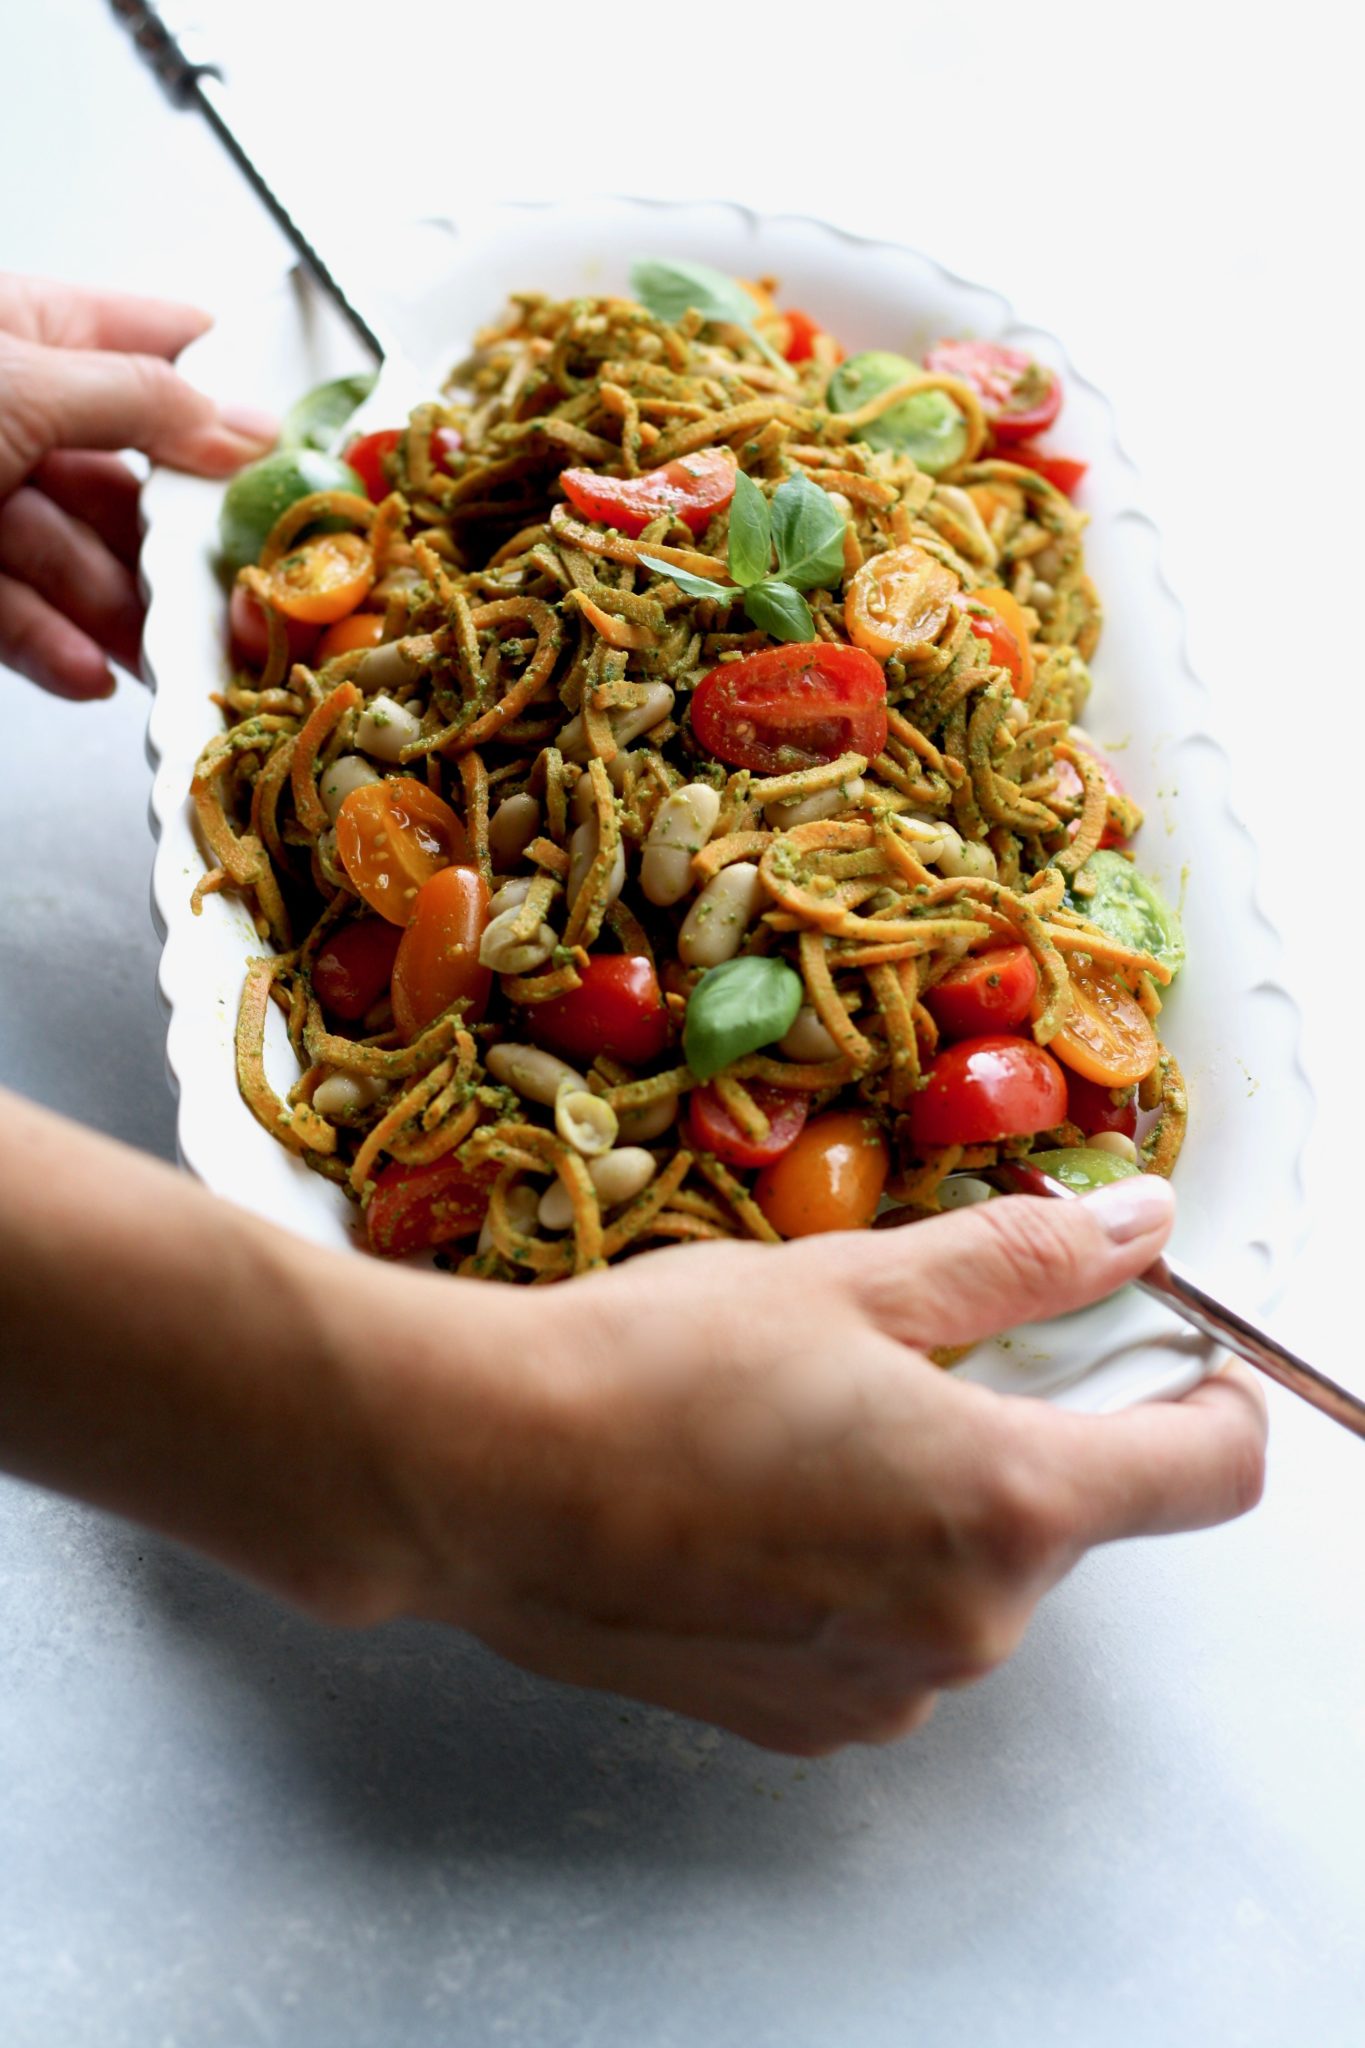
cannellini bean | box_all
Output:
[487,877,533,919]
[319,753,381,823]
[1089,1132,1140,1165]
[766,779,865,831]
[641,782,723,906]
[355,694,424,762]
[312,1070,387,1118]
[1005,696,1031,732]
[937,834,997,881]
[477,1181,540,1254]
[356,638,420,696]
[559,682,675,763]
[538,1145,657,1228]
[486,1043,585,1105]
[778,1006,841,1063]
[478,908,559,975]
[616,1091,679,1143]
[567,817,626,912]
[555,1084,619,1157]
[488,792,542,870]
[897,814,952,866]
[937,1175,997,1210]
[677,861,764,968]
[315,827,347,889]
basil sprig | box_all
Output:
[683,956,805,1082]
[640,470,846,644]
[630,258,793,377]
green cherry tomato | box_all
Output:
[1027,1146,1141,1191]
[218,449,367,570]
[682,956,804,1082]
[279,372,377,454]
[827,350,970,471]
[1065,850,1186,979]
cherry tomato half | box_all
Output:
[316,610,386,664]
[1047,962,1157,1089]
[1003,444,1087,497]
[560,447,736,539]
[1051,736,1130,849]
[923,339,1062,443]
[525,955,671,1067]
[345,428,402,502]
[754,1111,889,1238]
[263,532,376,625]
[962,585,1034,694]
[335,777,471,926]
[907,1036,1068,1146]
[685,1081,809,1170]
[925,945,1039,1041]
[1065,1070,1138,1141]
[311,918,403,1021]
[391,865,492,1040]
[691,642,888,774]
[845,544,959,662]
[366,1154,501,1258]
[228,581,318,670]
[782,308,841,363]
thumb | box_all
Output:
[829,1176,1177,1351]
[0,335,275,491]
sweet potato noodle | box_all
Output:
[193,281,1185,1296]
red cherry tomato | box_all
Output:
[366,1154,501,1257]
[924,945,1040,1041]
[1002,444,1087,497]
[691,642,888,773]
[963,606,1026,690]
[781,308,841,363]
[907,1036,1068,1146]
[228,581,318,670]
[961,586,1034,695]
[524,955,671,1067]
[1065,1070,1138,1140]
[345,428,402,502]
[685,1081,809,1170]
[311,918,403,1022]
[1051,735,1130,849]
[334,777,472,926]
[390,865,492,1040]
[754,1112,889,1237]
[560,448,736,539]
[923,339,1062,443]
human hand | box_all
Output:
[0,273,275,700]
[346,1175,1266,1754]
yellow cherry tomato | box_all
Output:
[844,544,959,660]
[754,1111,890,1238]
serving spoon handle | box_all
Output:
[990,1161,1365,1440]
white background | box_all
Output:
[3,3,1364,2043]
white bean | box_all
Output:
[312,1070,386,1118]
[356,639,420,696]
[486,877,533,919]
[477,1181,539,1254]
[319,753,381,823]
[897,814,952,866]
[1089,1132,1140,1165]
[765,779,865,831]
[1005,696,1032,733]
[616,1091,679,1143]
[559,682,675,763]
[938,834,997,881]
[555,1085,619,1157]
[539,1145,657,1228]
[486,1043,585,1106]
[641,782,723,906]
[478,908,559,975]
[937,1175,997,1211]
[488,792,541,871]
[355,694,424,763]
[678,861,764,969]
[567,817,625,913]
[778,1006,841,1063]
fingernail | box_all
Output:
[1086,1174,1176,1243]
[218,402,279,447]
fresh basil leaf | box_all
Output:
[742,579,815,642]
[637,555,736,604]
[630,258,760,333]
[279,372,376,454]
[727,470,772,588]
[769,472,847,591]
[683,956,805,1082]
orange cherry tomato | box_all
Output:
[963,585,1034,695]
[1047,961,1158,1089]
[754,1112,889,1238]
[390,865,492,1039]
[366,1154,502,1257]
[316,611,386,663]
[845,544,959,661]
[334,777,471,926]
[263,532,376,625]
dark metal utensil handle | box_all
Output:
[990,1160,1365,1440]
[107,2,383,361]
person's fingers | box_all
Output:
[1025,1362,1269,1547]
[0,570,115,699]
[0,272,211,358]
[0,334,276,492]
[30,451,142,570]
[0,487,143,673]
[827,1177,1177,1350]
